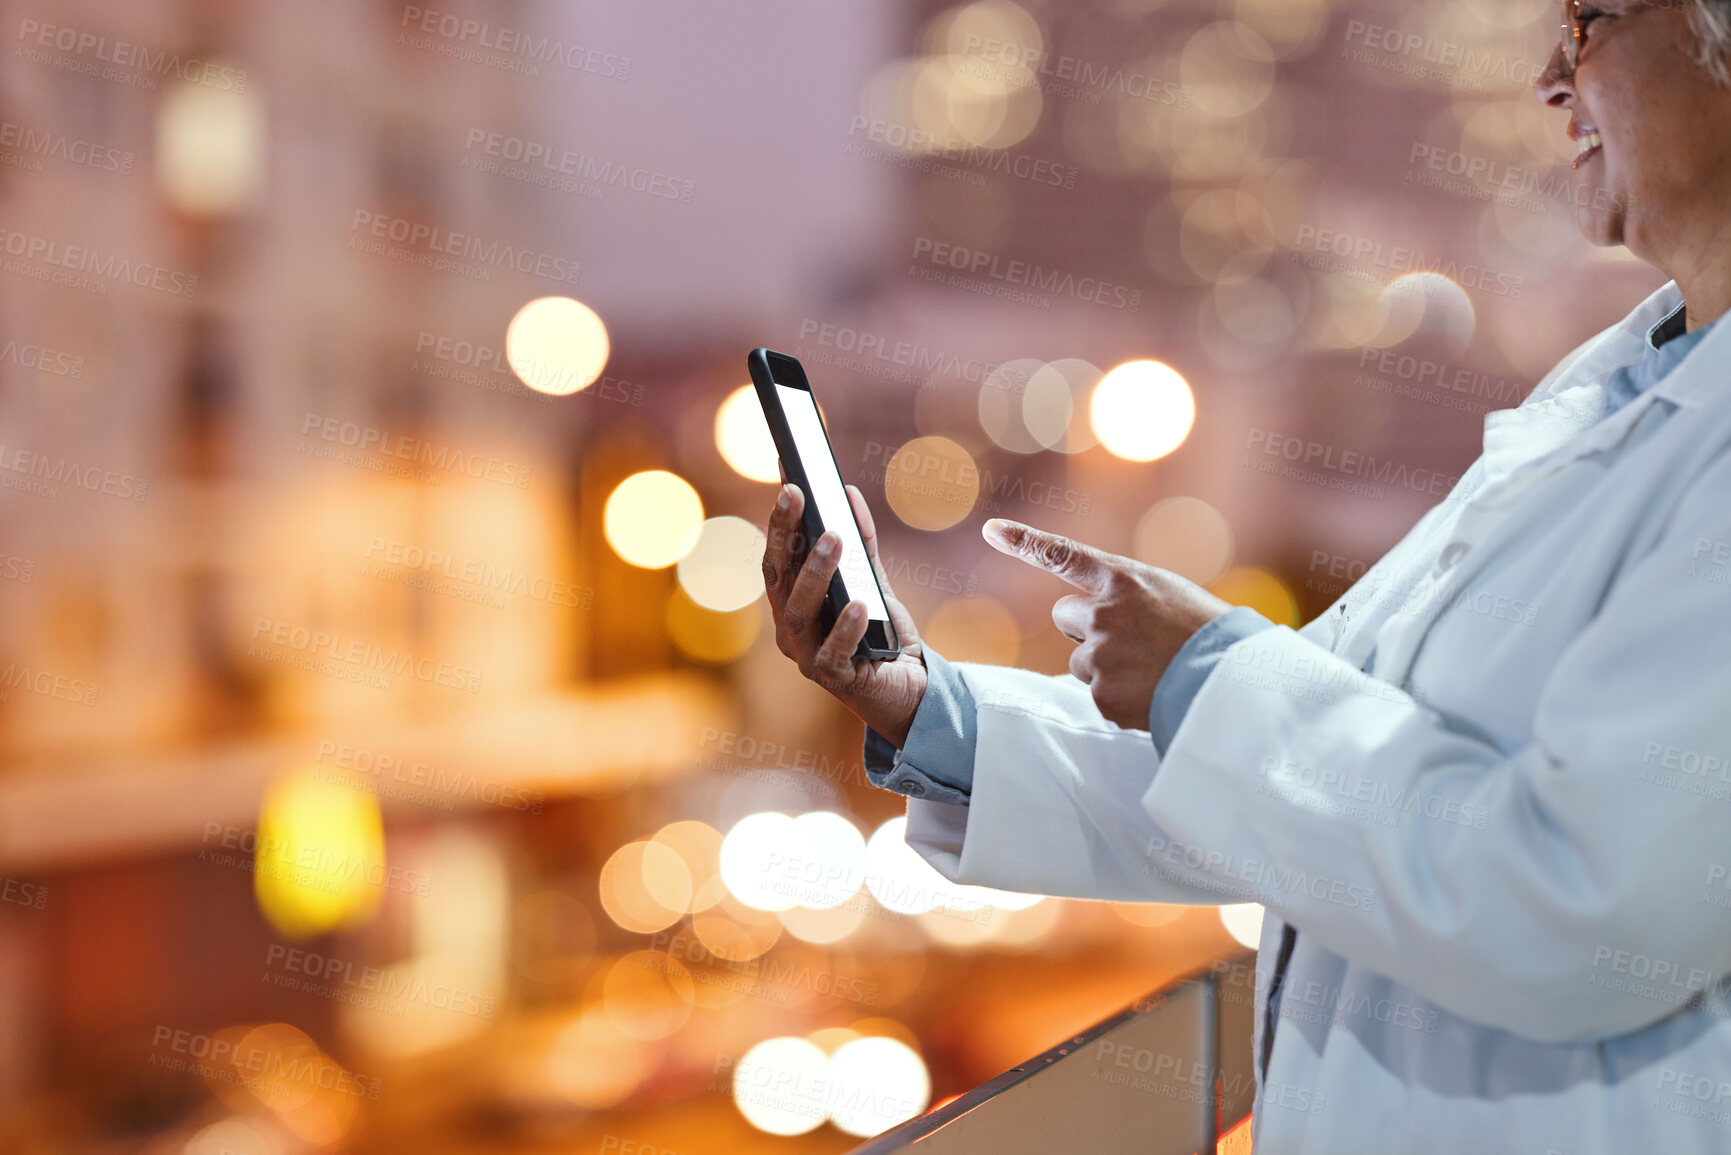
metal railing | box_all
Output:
[849,951,1258,1155]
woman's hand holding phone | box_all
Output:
[764,470,928,749]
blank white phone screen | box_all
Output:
[776,384,890,623]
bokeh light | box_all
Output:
[666,587,763,664]
[598,840,690,934]
[865,816,967,916]
[506,296,611,395]
[601,950,695,1040]
[733,1036,829,1135]
[827,1036,931,1137]
[883,437,981,531]
[1210,565,1299,628]
[253,770,386,939]
[921,595,1020,665]
[155,78,264,216]
[547,1007,651,1109]
[1133,497,1235,586]
[788,810,867,909]
[605,470,704,568]
[676,516,769,612]
[652,820,724,912]
[719,811,812,912]
[1220,902,1265,949]
[1090,361,1197,462]
[716,385,782,482]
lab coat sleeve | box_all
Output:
[1143,448,1731,1046]
[903,612,1340,905]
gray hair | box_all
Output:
[1693,0,1731,84]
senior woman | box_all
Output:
[764,1,1731,1150]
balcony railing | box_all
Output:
[849,950,1258,1155]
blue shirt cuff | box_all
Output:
[862,645,976,805]
[1149,606,1277,758]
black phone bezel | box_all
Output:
[749,347,901,662]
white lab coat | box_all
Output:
[903,281,1731,1153]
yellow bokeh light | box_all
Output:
[921,595,1020,665]
[692,881,784,961]
[155,78,264,217]
[1133,497,1234,585]
[1180,22,1276,119]
[598,841,689,934]
[604,470,703,569]
[1089,360,1196,463]
[1023,359,1102,454]
[652,821,724,913]
[666,586,762,664]
[978,359,1048,454]
[506,296,611,396]
[942,0,1043,61]
[781,901,866,945]
[676,516,768,613]
[253,770,386,939]
[547,1007,650,1109]
[715,385,781,483]
[602,950,695,1040]
[1113,901,1188,928]
[883,437,980,531]
[1210,565,1299,627]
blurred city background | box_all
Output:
[0,0,1665,1151]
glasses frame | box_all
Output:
[1561,0,1584,71]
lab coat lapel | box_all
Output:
[1372,289,1731,689]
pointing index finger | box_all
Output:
[983,519,1110,594]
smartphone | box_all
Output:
[749,348,900,662]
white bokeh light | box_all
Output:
[1220,902,1265,949]
[1089,360,1197,463]
[676,516,768,613]
[733,1036,828,1136]
[789,811,867,909]
[715,385,781,483]
[826,1036,931,1137]
[865,816,973,916]
[719,812,815,912]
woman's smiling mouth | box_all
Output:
[1574,128,1603,170]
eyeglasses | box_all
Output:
[1560,0,1585,72]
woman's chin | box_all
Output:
[1576,203,1626,249]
